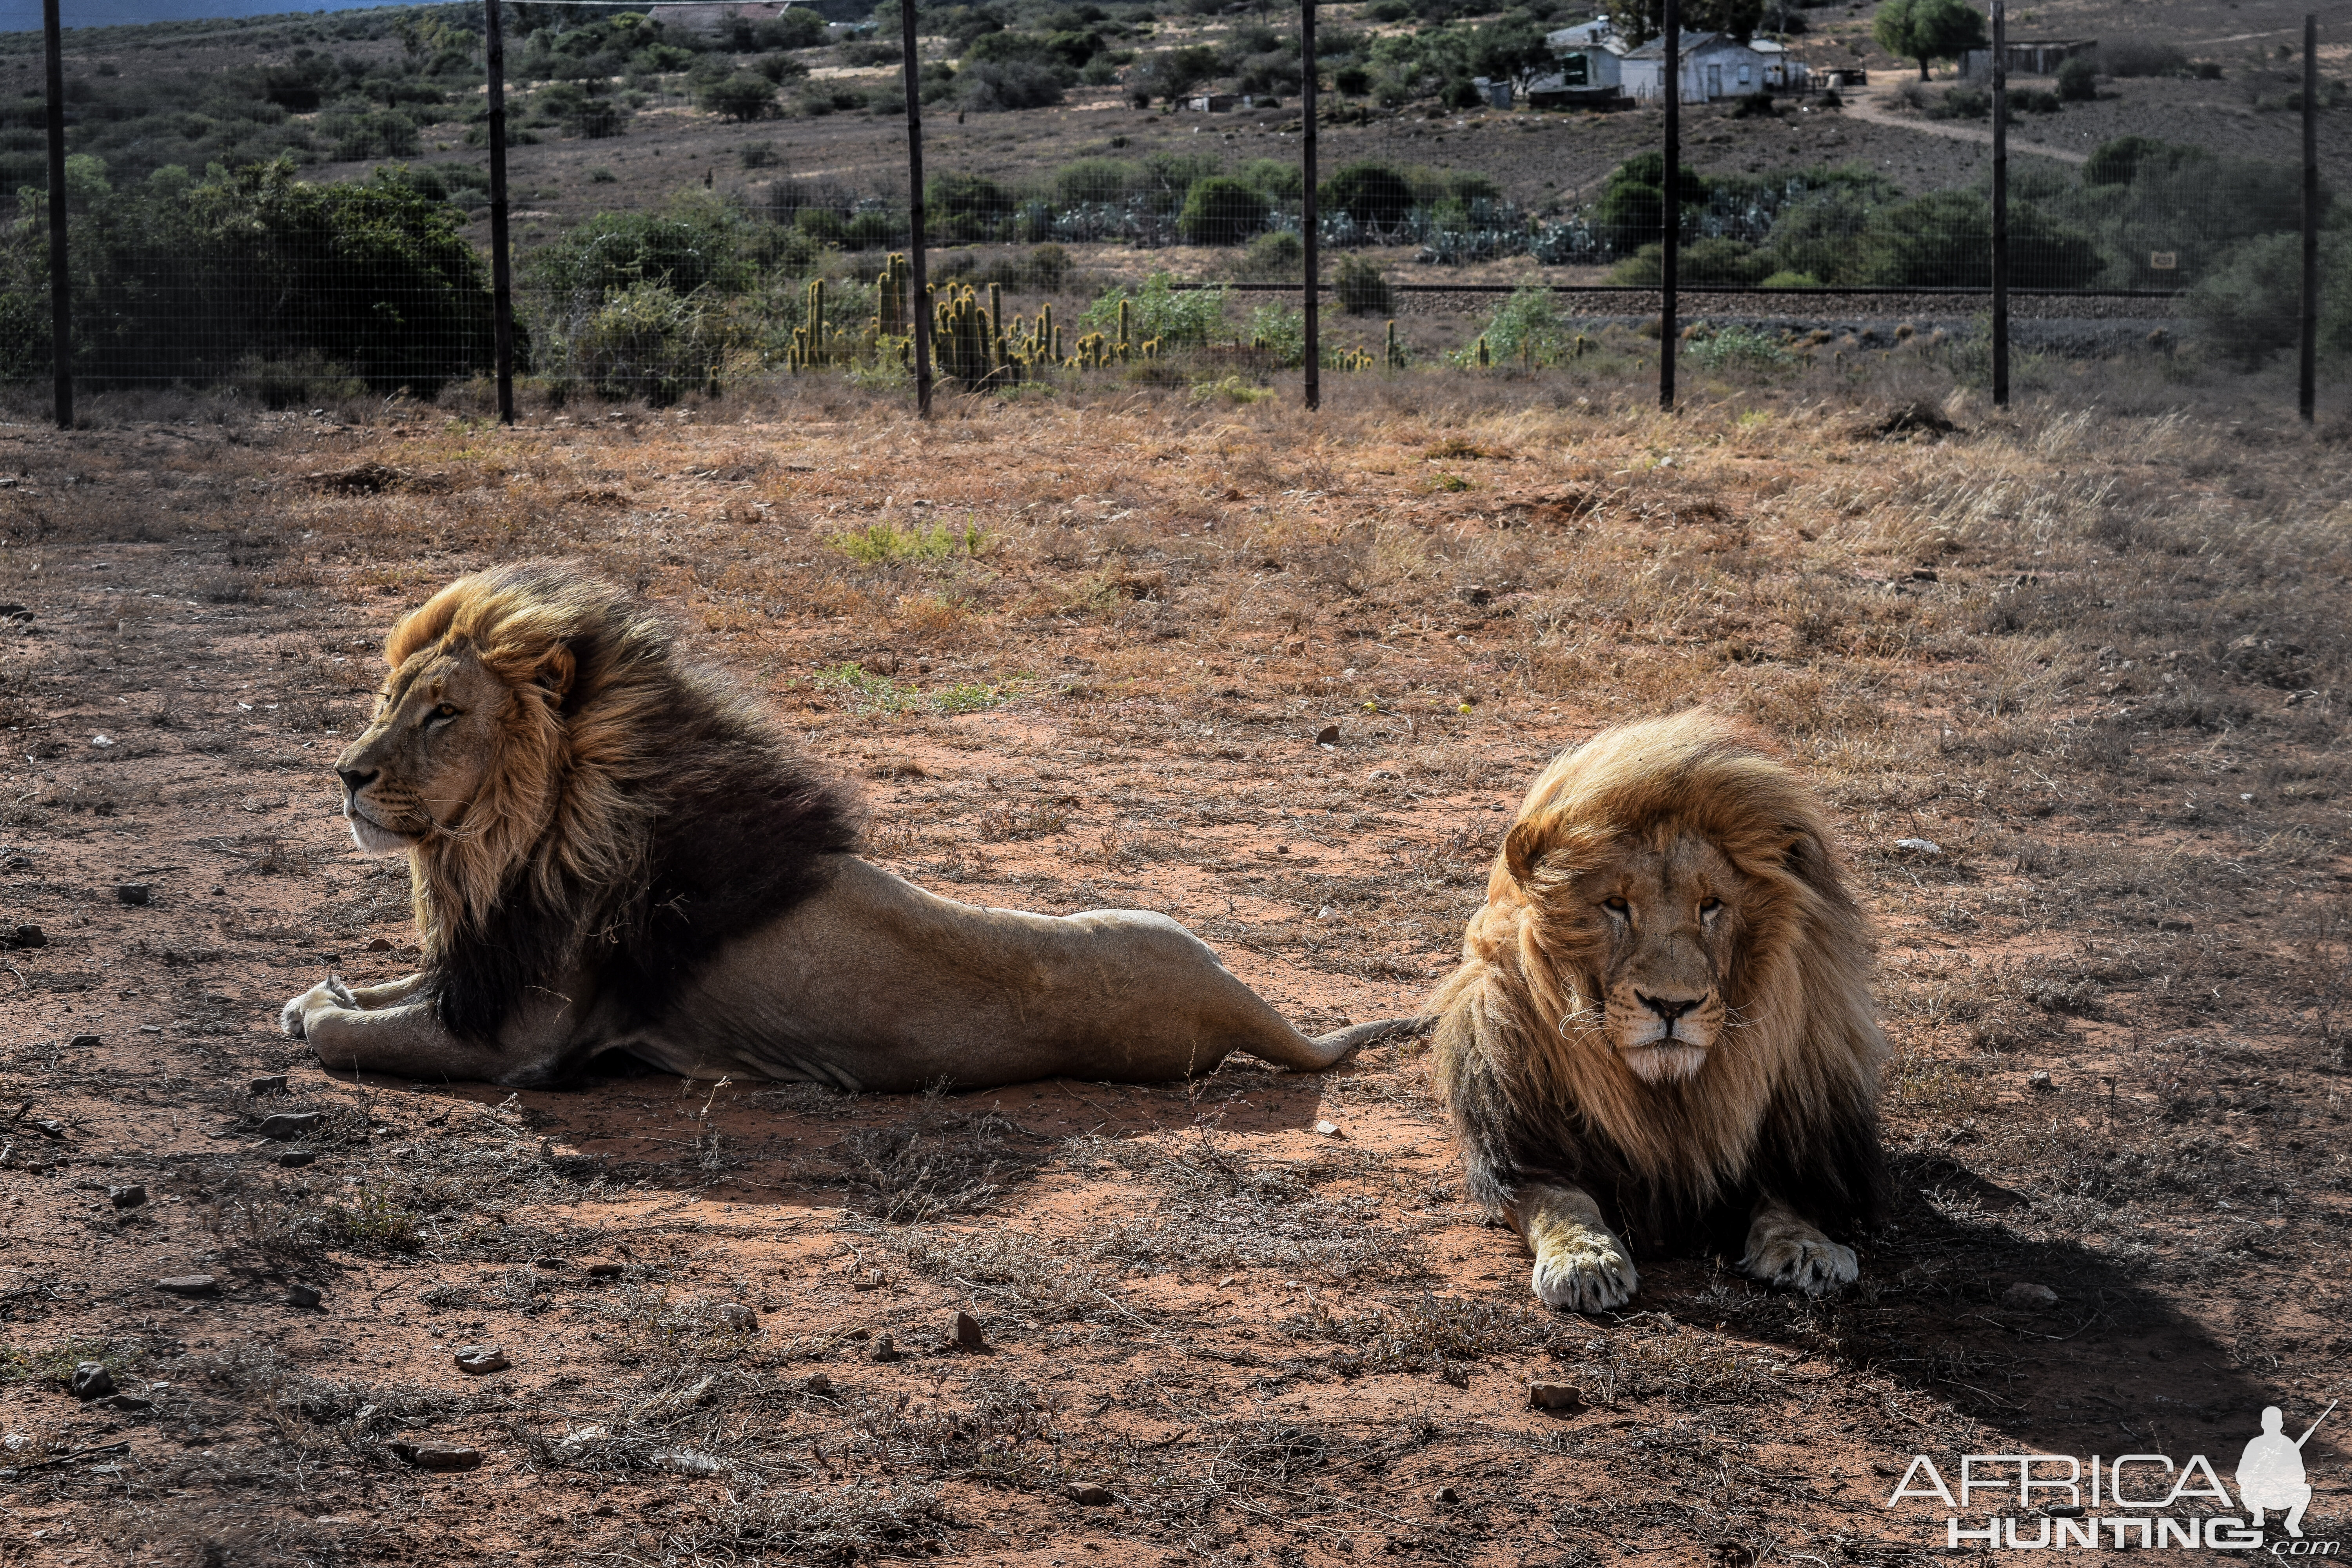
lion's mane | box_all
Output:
[384,562,860,1043]
[1429,711,1886,1251]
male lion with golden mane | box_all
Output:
[1429,710,1886,1312]
[281,562,1411,1089]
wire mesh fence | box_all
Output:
[0,0,2340,410]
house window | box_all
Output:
[1738,64,1751,83]
[1564,53,1588,84]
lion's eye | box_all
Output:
[1700,897,1722,914]
[1602,896,1630,913]
[429,703,459,721]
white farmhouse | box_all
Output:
[1619,32,1804,102]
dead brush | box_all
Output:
[1285,1291,1572,1384]
[840,1086,1045,1222]
[653,1476,956,1564]
[880,1225,1124,1327]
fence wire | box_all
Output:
[0,2,2339,403]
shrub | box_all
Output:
[1055,156,1141,206]
[959,61,1065,111]
[1333,64,1372,94]
[1243,229,1304,276]
[1862,189,2101,289]
[2098,39,2187,78]
[1729,90,1776,118]
[1611,236,1768,286]
[2083,134,2196,187]
[1594,151,1704,252]
[754,9,830,50]
[548,279,733,405]
[1334,254,1392,315]
[528,207,754,301]
[1079,272,1225,345]
[698,74,777,121]
[1178,176,1270,245]
[1871,0,1987,81]
[2055,57,2096,101]
[1461,285,1566,365]
[1244,302,1308,367]
[1319,160,1414,229]
[927,171,1014,243]
[2191,230,2352,368]
[1932,85,1990,119]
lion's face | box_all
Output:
[334,650,514,855]
[1549,831,1746,1085]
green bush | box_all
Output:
[1610,236,1769,286]
[17,156,499,394]
[1319,161,1414,229]
[1861,189,2102,289]
[1079,272,1226,345]
[2191,230,2352,368]
[1457,285,1567,365]
[698,73,778,121]
[548,279,735,405]
[1334,254,1392,315]
[1595,152,1706,252]
[1178,176,1270,245]
[1243,229,1305,276]
[1055,156,1142,206]
[927,171,1014,243]
[2055,57,2097,101]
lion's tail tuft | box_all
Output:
[1281,1015,1435,1071]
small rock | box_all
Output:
[2027,1070,2054,1092]
[90,733,113,748]
[250,1075,289,1095]
[1435,1485,1461,1505]
[286,1283,323,1308]
[802,1372,834,1397]
[2043,1503,2087,1519]
[278,1148,315,1168]
[1066,1481,1113,1506]
[31,1119,67,1140]
[256,1112,323,1140]
[11,924,44,948]
[2158,916,2194,932]
[1893,838,1942,856]
[97,1392,153,1412]
[1311,1120,1343,1138]
[583,1259,623,1278]
[1909,568,1939,582]
[116,884,151,906]
[107,1184,147,1209]
[1314,724,1340,747]
[712,1302,758,1331]
[869,1333,902,1363]
[1526,1382,1584,1412]
[533,1256,566,1270]
[67,1033,98,1049]
[452,1345,510,1374]
[390,1440,482,1472]
[156,1275,217,1296]
[951,1310,987,1352]
[2002,1282,2058,1309]
[367,936,394,952]
[653,1449,725,1477]
[70,1362,116,1400]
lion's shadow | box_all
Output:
[1635,1147,2314,1465]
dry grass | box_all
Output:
[3,361,2350,1566]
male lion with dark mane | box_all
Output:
[281,562,1410,1089]
[1429,711,1886,1312]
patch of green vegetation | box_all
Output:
[815,664,1017,717]
[2,1336,142,1388]
[829,520,986,566]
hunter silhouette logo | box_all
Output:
[2239,1403,2334,1538]
[1884,1401,2338,1552]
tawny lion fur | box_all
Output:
[1430,710,1886,1309]
[283,561,1412,1091]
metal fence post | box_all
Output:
[899,0,933,417]
[485,0,515,425]
[1991,0,2008,408]
[1659,0,1679,412]
[42,0,70,431]
[1302,0,1318,411]
[2300,12,2318,424]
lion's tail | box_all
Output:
[1278,1014,1434,1071]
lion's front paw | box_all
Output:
[1532,1232,1639,1314]
[279,977,357,1042]
[1741,1230,1858,1296]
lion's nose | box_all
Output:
[1637,993,1698,1022]
[338,767,378,796]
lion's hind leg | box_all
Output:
[1510,1183,1639,1314]
[1739,1197,1858,1295]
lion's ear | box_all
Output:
[1782,823,1830,886]
[1503,819,1550,885]
[534,644,576,705]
